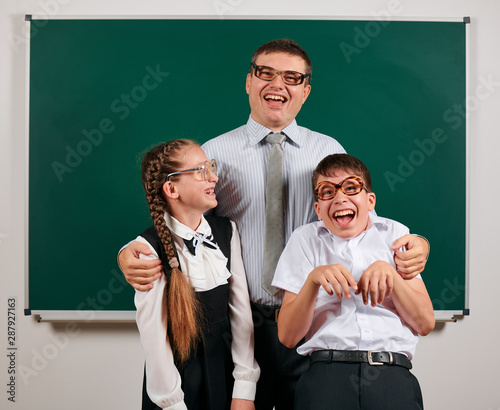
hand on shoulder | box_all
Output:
[118,240,162,291]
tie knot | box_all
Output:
[266,133,286,145]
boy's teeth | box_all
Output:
[334,210,354,217]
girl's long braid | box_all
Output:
[141,140,202,363]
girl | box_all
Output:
[135,139,259,410]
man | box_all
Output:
[119,39,429,410]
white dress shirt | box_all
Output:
[271,215,421,360]
[202,116,346,305]
[134,214,260,410]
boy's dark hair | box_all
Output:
[312,153,373,192]
[250,38,312,85]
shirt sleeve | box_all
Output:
[134,236,188,410]
[272,226,316,294]
[227,222,261,400]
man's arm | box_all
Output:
[277,264,357,348]
[118,241,162,291]
[391,234,430,279]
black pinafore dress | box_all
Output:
[140,216,234,410]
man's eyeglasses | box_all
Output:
[314,177,368,201]
[250,62,310,86]
[166,159,217,182]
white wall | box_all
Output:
[1,1,499,409]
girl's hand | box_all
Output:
[230,398,255,410]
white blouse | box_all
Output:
[134,214,260,410]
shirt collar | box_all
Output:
[369,214,391,229]
[163,212,212,241]
[246,116,301,147]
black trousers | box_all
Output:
[294,361,424,410]
[251,305,309,410]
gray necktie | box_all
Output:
[262,132,286,296]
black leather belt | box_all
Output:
[310,349,412,370]
[251,303,281,322]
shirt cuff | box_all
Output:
[163,401,188,410]
[232,379,257,401]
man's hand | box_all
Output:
[391,234,429,279]
[118,241,163,291]
[356,261,395,306]
[308,264,358,299]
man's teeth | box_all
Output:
[334,210,354,217]
[206,189,214,194]
[265,95,285,101]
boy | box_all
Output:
[272,153,435,410]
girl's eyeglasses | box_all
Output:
[166,159,217,181]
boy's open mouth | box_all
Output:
[334,209,355,226]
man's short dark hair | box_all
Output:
[250,38,312,85]
[312,154,373,192]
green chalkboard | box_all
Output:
[27,18,468,319]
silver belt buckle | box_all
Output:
[368,350,393,365]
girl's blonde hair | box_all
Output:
[141,139,202,363]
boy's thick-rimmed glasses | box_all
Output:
[166,159,217,182]
[314,177,368,201]
[250,62,310,86]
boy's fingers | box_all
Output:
[339,281,351,299]
[320,279,334,296]
[386,275,394,298]
[332,280,344,299]
[339,265,358,291]
[320,265,358,299]
[371,285,378,306]
[362,285,369,305]
[378,281,386,304]
[364,280,377,306]
[336,271,355,298]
